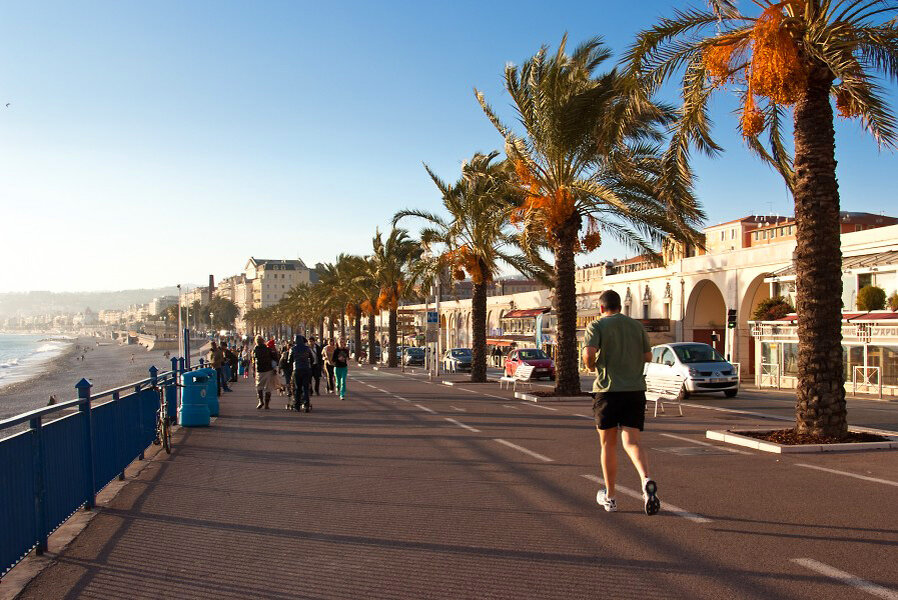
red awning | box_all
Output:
[502,308,550,319]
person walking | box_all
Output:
[279,342,293,400]
[333,337,350,400]
[252,335,276,409]
[208,341,232,396]
[581,289,660,516]
[308,336,323,396]
[288,335,313,412]
[323,338,337,394]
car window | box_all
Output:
[519,349,547,359]
[651,347,664,363]
[660,348,676,366]
[451,349,471,357]
[673,344,727,363]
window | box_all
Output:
[720,231,725,241]
[754,232,760,241]
[642,303,650,320]
[858,273,873,290]
[779,227,785,236]
[660,348,676,366]
[789,225,795,235]
[652,347,664,363]
[730,228,736,240]
[762,230,768,239]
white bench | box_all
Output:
[499,364,536,391]
[644,375,685,417]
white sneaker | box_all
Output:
[596,489,617,512]
[643,479,660,516]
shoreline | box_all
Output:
[0,336,80,394]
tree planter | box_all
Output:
[706,429,898,454]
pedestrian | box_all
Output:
[308,336,322,396]
[208,341,232,395]
[252,335,276,409]
[333,337,350,400]
[581,289,660,516]
[225,346,239,382]
[278,343,293,399]
[323,337,337,394]
[288,335,313,412]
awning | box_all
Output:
[766,250,898,281]
[755,311,898,323]
[502,307,550,319]
[487,334,536,346]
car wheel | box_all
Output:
[724,389,738,398]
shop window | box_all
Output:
[842,345,865,381]
[782,343,798,376]
[866,345,898,386]
[857,273,873,290]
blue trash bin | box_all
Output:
[179,372,211,427]
[197,367,220,417]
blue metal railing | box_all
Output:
[0,356,186,578]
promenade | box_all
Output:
[12,367,898,600]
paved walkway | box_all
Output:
[15,368,898,599]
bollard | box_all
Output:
[76,378,95,510]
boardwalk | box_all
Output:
[15,368,898,599]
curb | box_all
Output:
[514,392,591,403]
[706,429,898,453]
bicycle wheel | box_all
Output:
[161,418,171,454]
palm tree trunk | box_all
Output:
[367,313,377,364]
[553,216,581,395]
[388,309,398,368]
[340,314,346,341]
[353,305,362,362]
[470,280,488,382]
[793,64,847,438]
[318,317,324,341]
[328,315,335,342]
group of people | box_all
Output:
[248,335,350,412]
[207,341,240,396]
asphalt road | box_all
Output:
[16,367,898,599]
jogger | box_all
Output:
[333,338,349,400]
[582,290,660,516]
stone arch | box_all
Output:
[685,279,727,353]
[737,273,773,376]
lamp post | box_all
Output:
[210,312,215,338]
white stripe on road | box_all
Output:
[444,418,481,433]
[679,402,792,422]
[791,558,898,600]
[659,433,752,455]
[449,405,466,412]
[574,414,594,420]
[794,463,898,488]
[393,395,410,402]
[503,405,520,410]
[493,438,554,462]
[414,404,437,414]
[581,474,712,524]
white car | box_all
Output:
[645,342,739,398]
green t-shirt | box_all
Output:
[584,313,651,393]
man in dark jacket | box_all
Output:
[308,336,323,396]
[208,341,232,396]
[288,335,313,412]
[252,335,275,409]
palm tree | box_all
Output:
[370,227,422,368]
[627,0,898,438]
[353,255,381,365]
[476,37,703,395]
[396,151,547,381]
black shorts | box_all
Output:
[593,391,647,431]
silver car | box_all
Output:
[645,342,739,398]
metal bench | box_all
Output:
[644,375,685,417]
[499,364,536,391]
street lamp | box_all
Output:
[210,312,215,337]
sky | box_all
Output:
[1,0,895,293]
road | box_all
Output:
[16,366,898,599]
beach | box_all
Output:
[0,336,207,422]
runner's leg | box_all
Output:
[598,426,619,498]
[620,427,650,482]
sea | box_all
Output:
[0,333,74,390]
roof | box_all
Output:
[705,215,792,229]
[246,257,309,270]
[502,308,551,319]
[768,250,898,279]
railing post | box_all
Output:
[199,358,205,368]
[76,378,95,510]
[30,416,47,554]
[171,356,180,419]
[178,356,186,375]
[113,391,125,481]
[136,381,145,461]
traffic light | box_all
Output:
[727,309,737,329]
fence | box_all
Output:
[0,356,186,578]
[757,362,781,389]
[852,366,882,399]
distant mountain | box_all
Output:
[0,286,197,317]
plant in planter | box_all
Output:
[857,286,886,311]
[752,296,794,321]
[889,291,898,312]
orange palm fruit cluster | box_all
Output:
[581,217,602,251]
[741,94,766,136]
[834,85,861,118]
[361,299,375,316]
[748,3,806,105]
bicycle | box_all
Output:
[152,383,172,454]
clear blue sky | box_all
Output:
[1,1,895,292]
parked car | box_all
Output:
[504,348,555,380]
[645,342,739,398]
[403,347,426,366]
[443,348,473,372]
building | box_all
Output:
[245,258,316,309]
[148,296,178,316]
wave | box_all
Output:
[35,343,67,353]
[0,358,20,368]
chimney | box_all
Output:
[208,275,215,305]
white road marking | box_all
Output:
[574,414,594,420]
[679,402,792,422]
[581,474,712,524]
[444,418,481,433]
[393,395,410,402]
[527,403,558,411]
[659,433,752,455]
[791,558,898,600]
[414,404,437,414]
[493,438,554,462]
[503,404,520,410]
[449,405,466,412]
[794,463,898,488]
